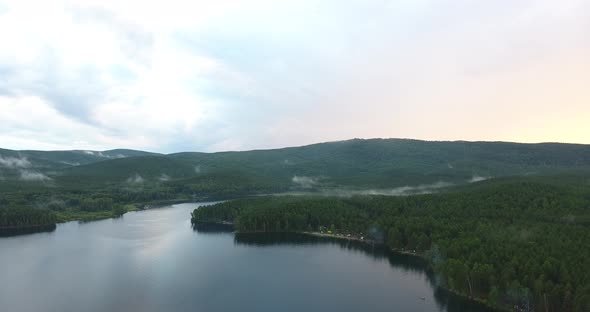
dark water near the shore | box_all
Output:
[0,203,495,312]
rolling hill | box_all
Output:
[0,148,158,170]
[2,139,590,193]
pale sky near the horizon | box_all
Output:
[0,0,588,153]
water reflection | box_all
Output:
[0,205,501,312]
[192,222,234,233]
[0,224,56,237]
[233,232,499,312]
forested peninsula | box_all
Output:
[191,178,590,312]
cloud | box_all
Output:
[0,95,115,151]
[19,170,51,181]
[292,176,320,189]
[126,174,144,184]
[0,0,588,152]
[357,182,454,196]
[158,174,170,181]
[0,155,50,182]
[469,176,491,183]
[60,161,80,166]
[284,181,454,197]
[82,150,124,159]
[0,155,31,168]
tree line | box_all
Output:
[192,180,590,312]
[0,206,56,228]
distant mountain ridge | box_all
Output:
[1,138,589,192]
[0,148,159,169]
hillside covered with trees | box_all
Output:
[192,178,590,312]
[1,138,589,230]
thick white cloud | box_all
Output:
[0,0,588,152]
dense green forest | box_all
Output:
[0,206,57,228]
[2,139,590,227]
[0,188,144,226]
[192,178,590,312]
[0,174,273,226]
[3,139,590,191]
[54,139,590,190]
[2,139,589,309]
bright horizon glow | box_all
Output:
[1,137,589,154]
[0,0,588,153]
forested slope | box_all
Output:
[2,138,590,228]
[192,178,590,311]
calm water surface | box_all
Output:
[0,203,494,312]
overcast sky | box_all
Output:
[0,0,588,153]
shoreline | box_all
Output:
[138,199,193,210]
[6,200,196,235]
[227,228,502,311]
[0,223,57,237]
[298,231,504,312]
[0,223,56,230]
[57,199,193,224]
[225,226,499,310]
[300,230,423,255]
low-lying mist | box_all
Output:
[0,155,52,182]
[284,180,454,197]
[283,175,496,198]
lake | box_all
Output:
[0,203,495,312]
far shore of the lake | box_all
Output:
[57,198,194,224]
[3,199,198,236]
